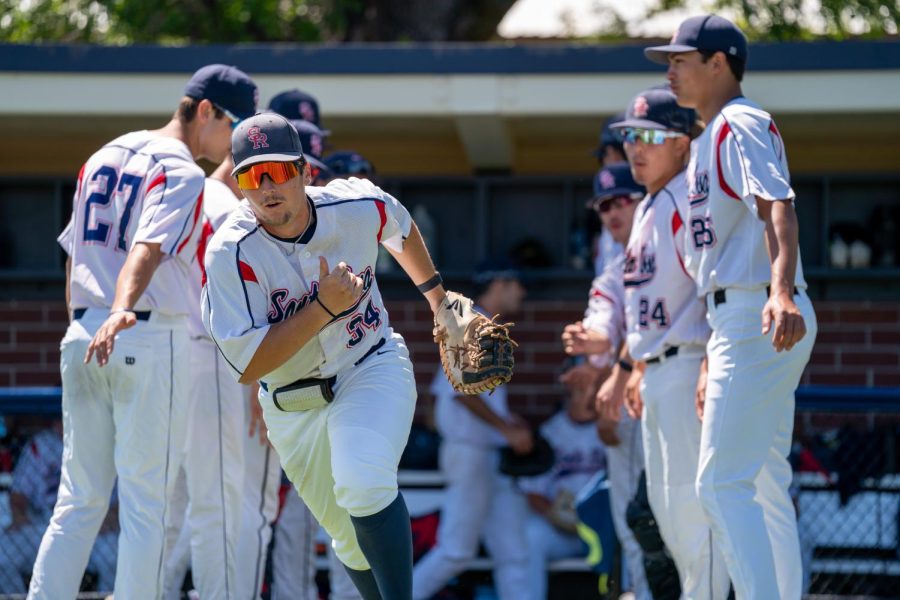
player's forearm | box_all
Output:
[388,222,446,312]
[760,199,799,297]
[455,394,511,432]
[110,242,163,311]
[240,303,332,384]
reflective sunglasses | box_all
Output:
[213,103,241,130]
[621,127,685,145]
[235,161,301,190]
[596,195,639,213]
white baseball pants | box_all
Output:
[698,288,817,600]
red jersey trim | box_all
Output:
[716,123,741,201]
[238,260,259,284]
[375,201,387,242]
[176,189,204,255]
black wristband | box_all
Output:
[416,272,443,294]
[315,296,337,320]
[617,359,633,373]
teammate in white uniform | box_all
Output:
[609,86,730,599]
[564,163,651,600]
[163,155,257,599]
[646,15,817,599]
[412,263,531,600]
[0,423,116,593]
[203,112,451,600]
[29,65,257,600]
[515,383,606,600]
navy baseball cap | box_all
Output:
[591,162,645,203]
[611,87,696,134]
[473,257,521,286]
[269,89,323,127]
[324,151,376,179]
[645,15,748,65]
[231,112,304,175]
[592,112,626,158]
[288,119,329,172]
[184,64,258,120]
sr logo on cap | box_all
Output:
[247,127,269,150]
[633,96,650,118]
[600,170,616,189]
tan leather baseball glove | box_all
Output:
[433,291,516,395]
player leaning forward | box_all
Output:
[202,112,505,600]
[645,15,817,600]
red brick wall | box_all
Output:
[2,300,898,420]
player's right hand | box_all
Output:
[316,256,364,317]
[84,311,138,366]
[624,369,644,419]
[561,321,611,356]
[503,415,534,455]
[695,357,709,421]
[595,369,625,422]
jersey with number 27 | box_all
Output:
[684,97,806,296]
[58,130,204,315]
[202,177,412,388]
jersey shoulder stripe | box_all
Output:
[235,226,262,331]
[715,122,741,201]
[173,188,204,255]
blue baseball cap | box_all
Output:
[184,64,258,120]
[611,86,696,134]
[231,112,304,175]
[324,151,376,179]
[593,112,625,159]
[591,162,645,203]
[269,89,323,127]
[645,15,748,65]
[287,119,330,173]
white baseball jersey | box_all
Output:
[518,412,605,500]
[187,178,242,338]
[582,253,625,367]
[202,177,412,387]
[58,131,204,314]
[431,365,509,448]
[624,175,710,361]
[684,97,806,296]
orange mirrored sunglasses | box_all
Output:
[235,161,300,190]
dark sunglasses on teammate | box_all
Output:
[596,195,639,213]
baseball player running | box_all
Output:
[412,262,531,600]
[30,64,257,600]
[608,86,730,599]
[202,112,453,600]
[645,15,817,599]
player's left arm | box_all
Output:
[757,198,806,352]
[386,221,446,313]
[84,242,163,366]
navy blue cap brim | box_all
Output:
[589,188,645,204]
[231,152,303,175]
[610,117,673,131]
[644,44,698,64]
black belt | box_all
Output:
[259,337,386,394]
[260,375,336,394]
[73,308,151,321]
[712,286,799,308]
[646,346,679,365]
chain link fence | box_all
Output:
[1,387,899,599]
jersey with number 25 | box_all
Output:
[58,131,204,315]
[684,97,806,297]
